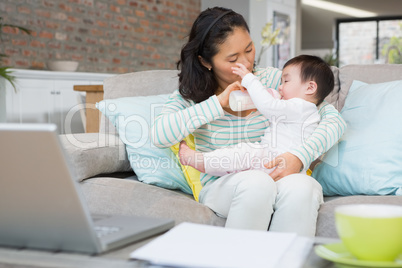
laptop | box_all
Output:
[0,123,174,254]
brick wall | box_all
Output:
[0,0,200,73]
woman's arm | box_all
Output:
[151,90,225,148]
[289,101,347,169]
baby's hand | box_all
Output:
[232,63,251,79]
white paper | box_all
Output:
[130,222,303,268]
[276,236,313,267]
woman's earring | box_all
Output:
[208,68,211,71]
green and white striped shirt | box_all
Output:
[152,67,346,186]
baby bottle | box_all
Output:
[229,90,256,111]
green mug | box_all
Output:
[335,204,402,262]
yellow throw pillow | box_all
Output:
[170,135,202,202]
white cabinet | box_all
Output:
[2,69,115,134]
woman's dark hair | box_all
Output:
[283,55,335,106]
[177,7,249,103]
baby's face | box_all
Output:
[278,65,309,100]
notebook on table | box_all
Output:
[0,123,174,254]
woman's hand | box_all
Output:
[264,152,303,181]
[216,81,244,109]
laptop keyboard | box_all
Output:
[94,226,121,238]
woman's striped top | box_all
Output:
[151,67,346,186]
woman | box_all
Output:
[151,7,346,237]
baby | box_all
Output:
[179,55,334,177]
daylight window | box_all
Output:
[336,17,402,66]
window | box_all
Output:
[336,16,402,66]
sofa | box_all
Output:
[60,64,402,238]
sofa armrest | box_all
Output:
[59,133,132,182]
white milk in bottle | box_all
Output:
[229,91,256,111]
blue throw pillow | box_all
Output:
[97,95,192,194]
[313,80,402,196]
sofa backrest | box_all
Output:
[322,64,402,112]
[100,64,402,133]
[324,66,340,109]
[100,69,179,133]
[337,64,402,111]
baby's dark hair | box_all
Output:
[283,55,334,105]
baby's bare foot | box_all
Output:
[178,141,205,173]
[178,141,194,166]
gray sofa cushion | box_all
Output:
[100,70,179,134]
[80,177,226,227]
[316,195,402,238]
[60,133,131,181]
